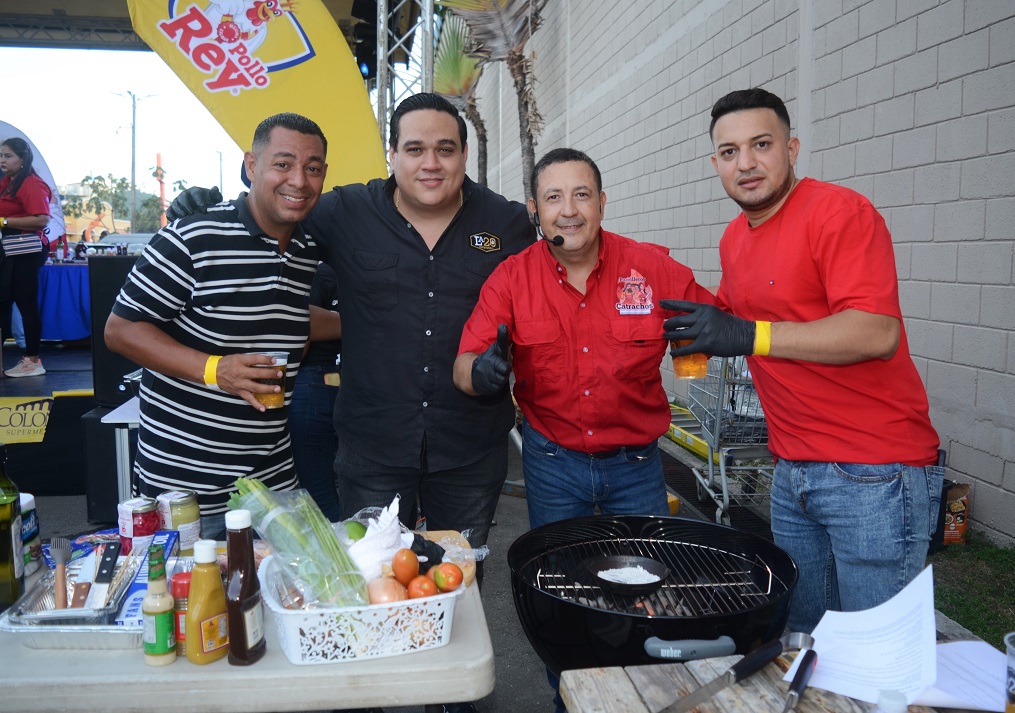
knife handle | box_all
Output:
[95,542,121,584]
[70,582,92,608]
[789,649,818,694]
[729,638,785,682]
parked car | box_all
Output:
[89,233,154,257]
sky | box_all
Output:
[2,46,247,201]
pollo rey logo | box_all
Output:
[159,1,315,95]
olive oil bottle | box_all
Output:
[0,445,25,610]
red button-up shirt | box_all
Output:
[459,230,715,453]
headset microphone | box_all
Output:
[533,211,564,247]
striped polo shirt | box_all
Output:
[111,197,319,515]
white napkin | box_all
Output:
[346,495,414,581]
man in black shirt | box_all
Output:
[170,95,534,573]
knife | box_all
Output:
[660,638,786,713]
[88,541,122,609]
[70,549,97,608]
[781,648,818,712]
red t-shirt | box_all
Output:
[0,172,52,241]
[459,230,715,453]
[716,178,938,465]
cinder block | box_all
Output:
[949,442,1004,486]
[812,115,841,150]
[926,360,979,409]
[989,17,1015,66]
[981,286,1015,330]
[971,486,1015,533]
[875,94,916,136]
[856,134,895,175]
[888,204,936,244]
[958,241,1014,285]
[896,48,940,95]
[843,35,877,79]
[965,0,1015,33]
[987,108,1015,154]
[860,0,897,38]
[975,371,1015,425]
[954,325,1009,371]
[899,279,931,317]
[915,163,962,204]
[873,168,915,206]
[934,200,986,242]
[930,282,981,324]
[840,106,876,143]
[917,0,965,50]
[984,198,1015,241]
[898,0,939,22]
[894,125,937,169]
[963,63,1015,114]
[857,64,895,107]
[937,115,988,162]
[876,18,917,65]
[911,242,957,281]
[915,81,963,126]
[821,145,856,181]
[814,51,843,89]
[938,31,990,83]
[961,152,1015,199]
[906,319,955,362]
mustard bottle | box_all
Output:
[185,539,229,664]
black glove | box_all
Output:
[410,534,446,574]
[471,323,512,395]
[660,299,756,357]
[165,186,223,222]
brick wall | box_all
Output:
[470,0,1015,544]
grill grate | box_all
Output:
[527,537,780,617]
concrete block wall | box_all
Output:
[468,0,1015,544]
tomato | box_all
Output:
[391,548,419,587]
[407,574,439,599]
[367,576,408,604]
[425,566,436,580]
[432,562,464,592]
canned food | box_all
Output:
[156,490,201,556]
[117,496,160,555]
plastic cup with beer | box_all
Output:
[670,340,708,379]
[1005,631,1015,713]
[253,351,287,410]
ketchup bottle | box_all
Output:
[225,509,266,665]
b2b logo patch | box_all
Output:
[470,232,501,253]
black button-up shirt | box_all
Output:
[304,176,534,470]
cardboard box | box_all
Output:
[115,530,180,627]
[943,482,970,545]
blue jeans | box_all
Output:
[521,421,669,529]
[770,459,944,634]
[290,364,341,521]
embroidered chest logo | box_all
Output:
[469,232,501,253]
[615,270,654,315]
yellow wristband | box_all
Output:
[753,321,772,357]
[204,355,223,387]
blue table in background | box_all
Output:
[38,262,91,341]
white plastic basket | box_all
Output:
[257,555,463,665]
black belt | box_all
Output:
[587,444,651,459]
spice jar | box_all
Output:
[171,571,191,657]
[156,491,201,556]
[117,497,160,555]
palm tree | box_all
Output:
[434,14,489,185]
[437,0,546,199]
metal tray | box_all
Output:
[0,609,142,650]
[6,554,140,627]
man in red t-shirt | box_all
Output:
[662,88,943,634]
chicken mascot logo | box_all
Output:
[158,0,315,95]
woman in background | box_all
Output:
[0,138,51,377]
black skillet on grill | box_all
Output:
[586,554,671,596]
[508,515,798,677]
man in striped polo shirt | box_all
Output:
[104,112,329,539]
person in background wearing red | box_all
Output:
[0,138,51,377]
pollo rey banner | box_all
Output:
[128,0,386,185]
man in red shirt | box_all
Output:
[455,148,713,530]
[662,88,942,634]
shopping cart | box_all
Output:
[687,356,773,525]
